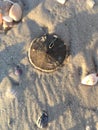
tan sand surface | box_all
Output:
[1,0,98,130]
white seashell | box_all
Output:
[56,0,66,4]
[81,73,98,86]
[9,3,22,22]
[86,0,95,8]
[3,15,13,22]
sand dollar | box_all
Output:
[9,3,22,22]
[28,34,68,72]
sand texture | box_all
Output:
[1,0,98,130]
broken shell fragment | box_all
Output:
[56,0,66,4]
[1,1,12,15]
[86,0,95,8]
[5,88,17,99]
[3,20,13,30]
[3,15,13,22]
[81,73,98,86]
[4,0,14,5]
[0,13,3,25]
[9,3,22,22]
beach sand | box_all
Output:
[0,0,98,129]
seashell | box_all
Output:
[81,73,98,86]
[36,111,48,128]
[0,13,3,25]
[96,122,98,130]
[14,65,23,76]
[86,0,95,8]
[56,0,66,4]
[3,15,13,22]
[9,3,22,22]
[1,1,12,15]
[85,125,91,130]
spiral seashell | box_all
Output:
[9,3,22,22]
[81,73,98,86]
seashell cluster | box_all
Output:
[81,73,98,86]
[0,0,22,31]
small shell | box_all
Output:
[3,20,13,30]
[9,3,22,22]
[86,0,95,8]
[85,125,91,130]
[56,0,66,4]
[36,111,48,128]
[5,88,17,99]
[81,73,98,86]
[3,15,13,22]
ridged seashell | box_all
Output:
[9,3,22,22]
[36,111,48,128]
[0,13,3,25]
[81,73,98,86]
[3,15,13,22]
[56,0,66,4]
